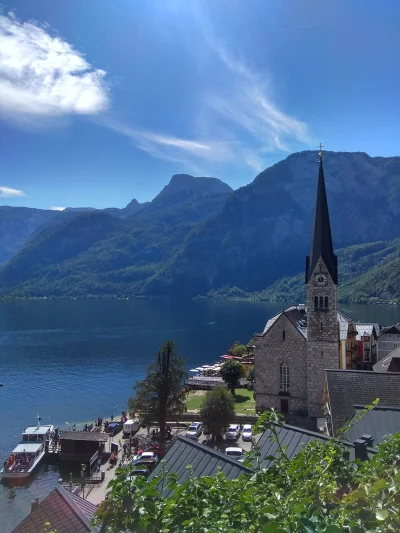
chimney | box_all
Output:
[359,434,374,448]
[353,439,369,461]
[31,497,39,512]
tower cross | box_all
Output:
[318,143,324,158]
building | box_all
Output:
[355,323,379,369]
[11,486,99,533]
[343,405,400,446]
[377,324,400,360]
[254,152,341,420]
[325,369,400,436]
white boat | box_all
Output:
[1,421,53,479]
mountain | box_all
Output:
[0,175,233,297]
[147,151,400,297]
[204,238,400,304]
[0,153,399,301]
[0,206,59,264]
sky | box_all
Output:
[0,0,399,210]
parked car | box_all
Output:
[132,451,157,462]
[186,422,202,439]
[242,424,253,442]
[106,422,123,436]
[123,419,140,436]
[131,457,158,472]
[127,469,150,479]
[146,444,167,457]
[225,424,241,440]
[225,447,244,460]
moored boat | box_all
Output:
[1,419,53,479]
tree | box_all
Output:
[247,366,254,383]
[128,340,187,446]
[228,341,247,357]
[220,359,244,395]
[199,387,234,441]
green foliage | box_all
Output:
[199,387,235,440]
[128,340,188,444]
[247,366,255,382]
[228,341,248,357]
[220,359,245,394]
[93,408,400,533]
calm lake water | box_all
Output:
[0,299,398,532]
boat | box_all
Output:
[1,418,53,479]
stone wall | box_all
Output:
[254,313,308,415]
[306,258,340,418]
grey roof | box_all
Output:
[378,324,400,337]
[344,405,400,446]
[305,157,338,285]
[373,350,400,372]
[356,322,379,341]
[11,486,98,533]
[326,369,400,436]
[60,431,108,442]
[148,436,252,496]
[262,307,353,341]
[256,423,372,465]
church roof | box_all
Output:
[305,155,338,285]
[373,349,400,372]
[261,306,354,341]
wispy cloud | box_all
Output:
[50,206,66,211]
[105,119,236,168]
[0,12,109,124]
[206,45,311,153]
[0,186,25,197]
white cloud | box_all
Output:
[50,206,66,211]
[0,186,25,197]
[0,13,109,123]
[207,46,311,152]
[105,119,236,168]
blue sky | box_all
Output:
[0,0,399,210]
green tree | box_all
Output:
[128,340,188,446]
[220,359,244,395]
[199,387,234,441]
[247,366,254,382]
[228,341,247,357]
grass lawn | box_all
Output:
[186,388,255,414]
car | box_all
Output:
[106,422,123,436]
[126,469,150,480]
[225,424,241,440]
[186,422,202,439]
[131,457,158,472]
[242,424,253,442]
[146,444,167,457]
[132,451,157,462]
[225,447,244,460]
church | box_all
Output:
[254,151,354,420]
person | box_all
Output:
[111,413,114,421]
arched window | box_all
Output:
[282,330,286,341]
[280,363,289,392]
[319,296,324,308]
[325,296,329,309]
[314,296,318,309]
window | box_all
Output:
[319,296,324,308]
[325,296,329,308]
[314,296,318,309]
[279,362,289,392]
[282,330,286,341]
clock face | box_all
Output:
[314,273,327,286]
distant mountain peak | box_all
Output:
[154,174,232,202]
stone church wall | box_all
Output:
[254,313,308,415]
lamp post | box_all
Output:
[81,464,86,499]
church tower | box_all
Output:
[306,152,339,418]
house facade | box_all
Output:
[254,152,341,420]
[355,323,379,369]
[377,324,400,360]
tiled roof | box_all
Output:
[344,405,400,446]
[148,436,252,496]
[256,423,368,464]
[325,369,400,436]
[11,486,99,533]
[60,431,108,442]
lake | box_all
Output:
[0,299,398,532]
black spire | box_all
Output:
[305,153,337,285]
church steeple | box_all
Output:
[305,152,338,285]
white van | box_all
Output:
[123,419,139,436]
